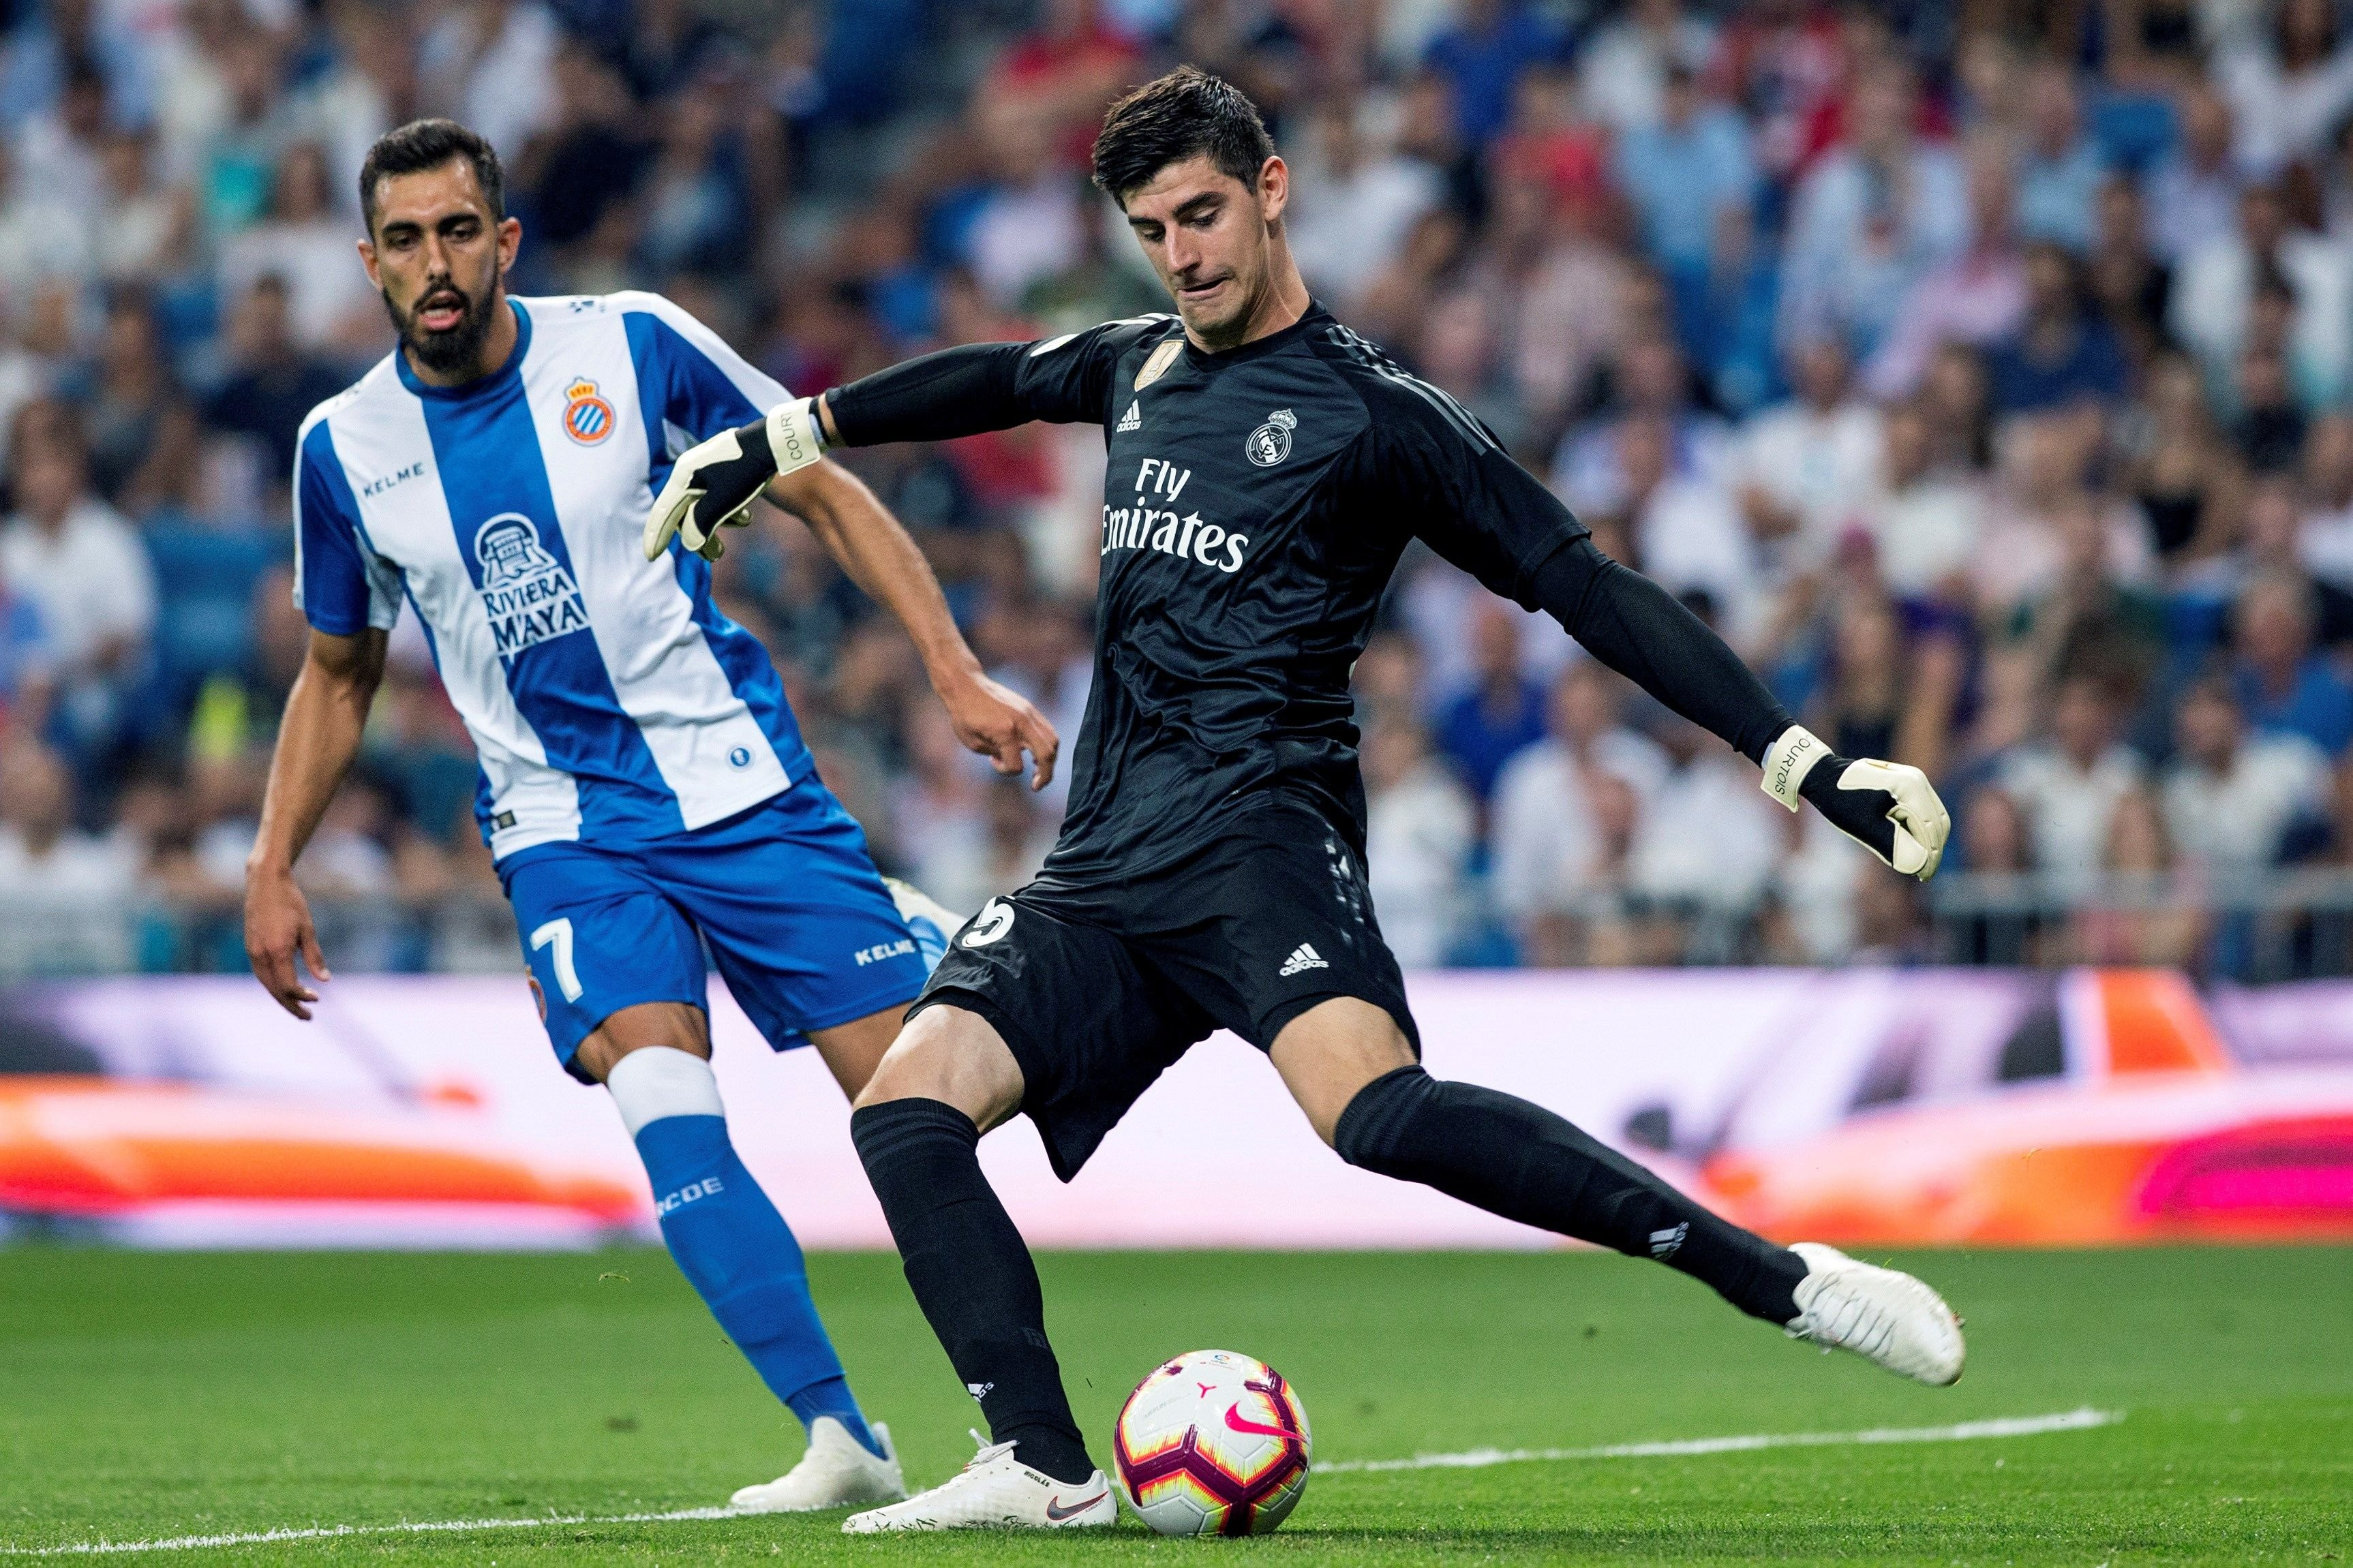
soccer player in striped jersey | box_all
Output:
[240,119,1057,1513]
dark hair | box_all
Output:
[1091,67,1276,204]
[358,119,504,235]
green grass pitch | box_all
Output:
[1,1246,2346,1564]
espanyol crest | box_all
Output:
[1245,408,1296,467]
[562,376,615,444]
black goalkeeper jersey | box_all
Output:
[831,304,1591,886]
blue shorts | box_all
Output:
[499,781,931,1081]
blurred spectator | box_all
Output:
[81,293,183,507]
[2014,58,2105,252]
[1859,400,1982,601]
[1730,336,1881,576]
[201,275,352,492]
[2172,183,2353,414]
[2232,571,2353,752]
[1922,339,1997,474]
[0,741,136,970]
[218,142,382,358]
[0,408,153,758]
[2164,675,2330,869]
[1554,332,1727,517]
[419,0,560,162]
[1615,62,1754,294]
[2213,0,2353,176]
[1865,136,2026,400]
[1626,718,1782,942]
[1434,597,1547,804]
[2144,80,2243,264]
[1423,0,1568,151]
[1579,0,1714,135]
[2070,786,2206,967]
[1490,660,1667,964]
[0,134,89,298]
[2118,353,2240,562]
[1778,59,1967,359]
[960,93,1082,310]
[1363,716,1474,968]
[93,129,192,288]
[2087,175,2172,371]
[2234,334,2308,474]
[1766,793,1867,964]
[1985,243,2128,416]
[1999,673,2146,887]
[1287,99,1442,309]
[637,75,758,279]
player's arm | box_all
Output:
[772,457,1058,789]
[1393,407,1949,880]
[244,626,387,1017]
[644,324,1142,560]
[1529,540,1947,876]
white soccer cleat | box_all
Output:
[841,1430,1118,1533]
[1785,1242,1966,1386]
[729,1417,905,1512]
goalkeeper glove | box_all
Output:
[641,397,829,561]
[1759,724,1950,880]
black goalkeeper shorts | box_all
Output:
[909,793,1421,1181]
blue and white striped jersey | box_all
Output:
[293,292,810,859]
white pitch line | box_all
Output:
[0,1509,740,1558]
[1312,1406,2122,1474]
[1,1409,2122,1557]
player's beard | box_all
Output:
[386,273,498,376]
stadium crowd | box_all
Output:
[8,0,2353,978]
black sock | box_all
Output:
[848,1098,1096,1484]
[1333,1066,1805,1323]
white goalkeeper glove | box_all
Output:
[641,397,829,562]
[1760,724,1951,880]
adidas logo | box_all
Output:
[1116,400,1142,432]
[1278,942,1329,978]
[1648,1223,1689,1261]
[966,1381,995,1401]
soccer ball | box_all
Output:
[1112,1349,1311,1536]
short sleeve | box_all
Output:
[293,416,402,636]
[619,292,792,475]
[1347,371,1588,605]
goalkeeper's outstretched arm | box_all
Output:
[1525,538,1949,880]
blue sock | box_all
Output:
[635,1113,884,1458]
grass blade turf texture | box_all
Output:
[1,1247,2346,1563]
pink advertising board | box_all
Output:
[3,969,2349,1249]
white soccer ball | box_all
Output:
[1112,1348,1311,1536]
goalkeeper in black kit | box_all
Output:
[650,67,1964,1533]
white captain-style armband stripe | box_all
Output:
[1760,724,1830,812]
[765,397,828,478]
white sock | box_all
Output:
[604,1045,725,1137]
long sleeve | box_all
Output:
[1334,357,1792,767]
[1527,539,1794,767]
[826,316,1176,447]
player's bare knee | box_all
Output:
[574,1002,710,1083]
[1269,997,1418,1147]
[853,1004,1024,1130]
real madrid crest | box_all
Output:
[1134,338,1182,390]
[562,377,615,445]
[1246,408,1296,467]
